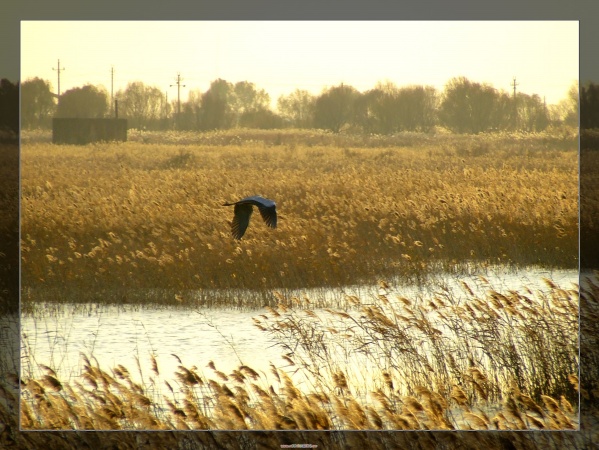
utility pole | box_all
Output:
[170,72,186,115]
[170,73,186,129]
[164,90,169,119]
[512,77,519,129]
[110,66,115,116]
[52,59,66,103]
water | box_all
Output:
[21,266,578,399]
[21,307,287,385]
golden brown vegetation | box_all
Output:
[259,276,579,413]
[14,276,579,432]
[20,129,577,307]
[1,129,594,447]
[2,274,597,446]
[18,340,577,432]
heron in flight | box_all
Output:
[223,195,277,240]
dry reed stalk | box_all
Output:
[516,393,545,418]
[525,413,546,429]
[464,412,489,429]
[21,132,577,307]
[403,396,425,413]
[450,385,470,410]
[503,395,527,430]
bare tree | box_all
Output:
[440,77,499,134]
[198,79,235,130]
[517,93,550,132]
[116,81,164,129]
[313,83,359,132]
[356,82,437,134]
[277,89,315,128]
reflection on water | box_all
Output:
[21,307,287,387]
[21,266,578,397]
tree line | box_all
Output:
[0,79,19,138]
[15,76,586,134]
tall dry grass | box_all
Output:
[15,275,580,432]
[18,335,577,432]
[258,277,579,411]
[2,129,593,447]
[20,129,577,307]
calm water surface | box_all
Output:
[21,267,578,396]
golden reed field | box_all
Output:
[20,128,577,307]
[7,128,590,442]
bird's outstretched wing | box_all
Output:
[224,195,277,239]
[258,205,277,229]
[231,203,254,240]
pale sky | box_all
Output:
[20,21,578,109]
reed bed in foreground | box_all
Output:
[21,130,577,307]
[17,277,580,432]
[259,277,579,408]
[19,348,577,432]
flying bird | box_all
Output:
[223,195,277,240]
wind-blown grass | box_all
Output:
[259,277,579,408]
[20,129,577,307]
[16,274,580,432]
